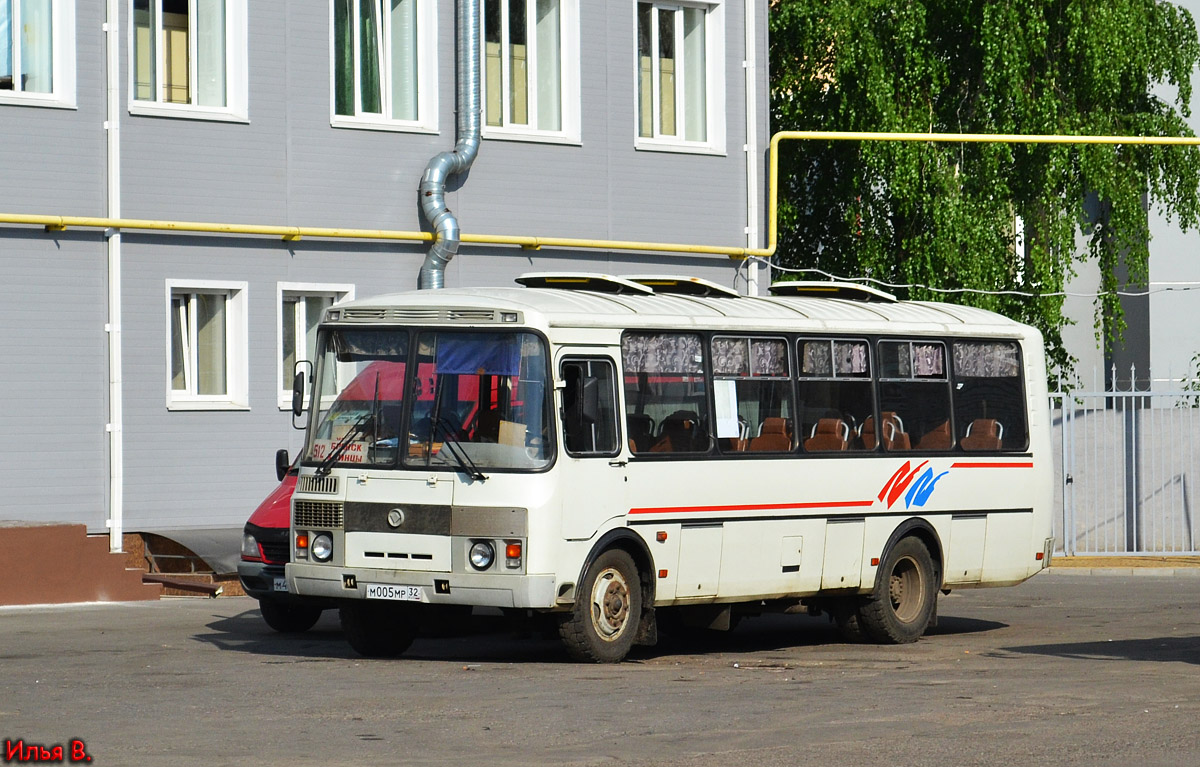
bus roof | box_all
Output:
[326,284,1036,339]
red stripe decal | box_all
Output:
[950,462,1034,469]
[628,500,874,516]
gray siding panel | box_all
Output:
[2,2,765,536]
[0,234,108,527]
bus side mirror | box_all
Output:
[291,371,306,418]
[275,449,290,482]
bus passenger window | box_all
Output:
[711,336,793,453]
[561,359,619,456]
[622,332,711,455]
[798,339,874,452]
[952,341,1027,451]
[877,341,953,452]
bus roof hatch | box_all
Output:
[768,281,898,303]
[515,272,655,295]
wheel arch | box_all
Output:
[873,517,945,591]
[577,528,656,607]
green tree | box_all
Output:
[770,0,1200,386]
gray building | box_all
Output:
[0,0,770,567]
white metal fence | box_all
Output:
[1052,370,1200,556]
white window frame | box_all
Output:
[166,279,249,410]
[129,0,249,122]
[0,0,76,109]
[277,282,355,410]
[329,0,438,134]
[633,0,725,155]
[480,0,580,145]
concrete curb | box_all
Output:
[1046,567,1200,577]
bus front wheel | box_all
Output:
[858,536,939,644]
[339,602,417,658]
[559,549,643,663]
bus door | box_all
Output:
[557,354,627,540]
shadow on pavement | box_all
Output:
[193,604,1009,664]
[1003,635,1200,665]
[926,615,1008,637]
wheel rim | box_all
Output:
[589,566,630,641]
[888,555,926,624]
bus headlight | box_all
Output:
[469,541,495,571]
[311,533,334,563]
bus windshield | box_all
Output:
[303,328,552,472]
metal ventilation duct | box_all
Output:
[417,0,482,290]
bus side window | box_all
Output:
[622,332,711,455]
[877,341,953,452]
[561,358,620,456]
[712,336,793,454]
[951,341,1027,451]
[798,339,874,452]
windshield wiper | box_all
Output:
[315,413,373,477]
[432,416,488,482]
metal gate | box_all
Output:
[1052,373,1200,556]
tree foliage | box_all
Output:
[770,0,1200,385]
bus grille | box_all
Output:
[297,475,339,494]
[294,501,344,529]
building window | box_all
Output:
[482,0,579,142]
[0,0,75,108]
[332,0,437,131]
[131,0,247,120]
[167,281,248,409]
[278,284,354,409]
[636,0,723,152]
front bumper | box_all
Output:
[288,562,558,610]
[238,560,337,607]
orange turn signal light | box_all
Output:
[656,531,668,542]
[1035,551,1044,560]
[506,542,522,559]
[296,533,309,549]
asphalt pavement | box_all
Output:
[1,570,1197,767]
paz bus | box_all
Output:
[285,273,1054,662]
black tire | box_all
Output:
[559,549,643,663]
[831,599,870,643]
[858,536,939,644]
[339,602,417,658]
[258,600,323,633]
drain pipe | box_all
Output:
[105,0,125,553]
[418,0,482,290]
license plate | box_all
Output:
[272,577,288,593]
[365,583,424,602]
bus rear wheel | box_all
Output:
[339,602,417,658]
[858,536,938,644]
[559,549,643,663]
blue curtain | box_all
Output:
[436,335,521,376]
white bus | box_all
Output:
[286,274,1054,662]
